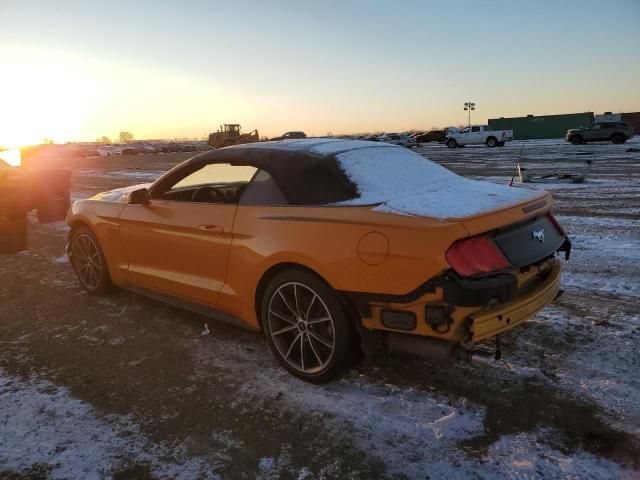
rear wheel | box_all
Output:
[446,139,458,148]
[69,226,112,295]
[486,137,498,147]
[262,270,353,383]
[611,134,626,144]
[570,136,583,145]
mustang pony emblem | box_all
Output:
[531,229,545,243]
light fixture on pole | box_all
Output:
[464,102,476,128]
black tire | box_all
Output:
[486,137,498,147]
[69,226,113,295]
[570,136,583,145]
[611,134,626,144]
[262,269,353,383]
[446,139,458,149]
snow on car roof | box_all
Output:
[330,143,542,219]
[227,139,543,218]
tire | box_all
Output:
[69,226,113,295]
[262,269,353,383]
[446,139,458,148]
[611,134,626,144]
[486,137,498,147]
[570,136,583,145]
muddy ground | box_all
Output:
[1,140,639,479]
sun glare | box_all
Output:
[0,51,100,147]
[0,148,21,167]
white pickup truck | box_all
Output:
[445,125,513,148]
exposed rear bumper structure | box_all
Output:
[468,259,561,341]
[385,259,562,364]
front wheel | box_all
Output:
[570,136,583,145]
[611,134,626,144]
[446,139,458,148]
[69,226,112,295]
[262,270,353,383]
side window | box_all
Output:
[162,163,258,203]
[239,169,288,206]
[460,127,470,133]
[172,163,257,190]
[471,126,481,132]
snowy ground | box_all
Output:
[1,141,639,479]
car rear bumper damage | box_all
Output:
[468,258,561,341]
[345,234,570,364]
[382,259,561,364]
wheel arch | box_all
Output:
[254,262,359,332]
[68,218,93,237]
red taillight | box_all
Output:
[445,234,510,277]
[546,212,565,236]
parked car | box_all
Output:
[97,145,123,157]
[67,139,570,383]
[415,130,446,143]
[270,131,307,141]
[378,133,417,148]
[446,125,513,148]
[565,122,634,145]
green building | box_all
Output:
[488,112,595,140]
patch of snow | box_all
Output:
[90,183,152,202]
[561,232,640,297]
[50,254,68,265]
[333,146,543,219]
[193,338,637,479]
[0,370,219,479]
[483,430,636,480]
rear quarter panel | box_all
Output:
[221,205,468,327]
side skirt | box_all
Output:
[122,285,260,332]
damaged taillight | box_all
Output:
[445,234,510,277]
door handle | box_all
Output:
[198,224,224,236]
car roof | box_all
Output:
[153,139,400,205]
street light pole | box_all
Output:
[464,101,476,128]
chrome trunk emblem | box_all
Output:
[532,229,545,243]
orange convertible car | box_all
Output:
[67,139,570,382]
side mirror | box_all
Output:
[127,188,150,205]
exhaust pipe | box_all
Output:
[387,332,499,366]
[467,350,496,366]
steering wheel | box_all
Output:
[191,186,226,203]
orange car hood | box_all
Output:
[90,183,152,203]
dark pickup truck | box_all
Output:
[566,121,634,145]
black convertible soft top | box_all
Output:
[150,140,381,205]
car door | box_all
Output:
[585,123,603,141]
[598,122,615,141]
[470,126,483,143]
[457,127,471,145]
[119,162,257,307]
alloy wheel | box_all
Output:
[267,282,336,374]
[72,233,103,290]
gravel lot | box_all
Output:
[1,140,639,479]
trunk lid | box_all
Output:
[492,213,565,267]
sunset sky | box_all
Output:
[1,0,639,146]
